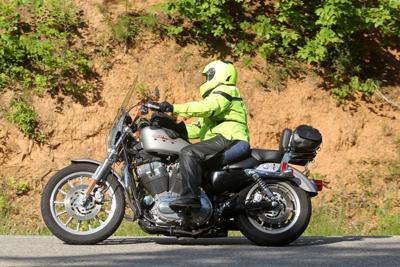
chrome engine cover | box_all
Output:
[150,191,213,227]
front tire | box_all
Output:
[237,182,311,246]
[41,163,125,245]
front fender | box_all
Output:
[71,158,124,184]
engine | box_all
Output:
[136,161,213,226]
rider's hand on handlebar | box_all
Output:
[146,101,173,113]
[159,101,173,113]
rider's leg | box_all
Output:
[171,135,232,209]
[221,140,250,165]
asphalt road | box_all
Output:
[0,236,399,267]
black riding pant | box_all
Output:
[179,135,249,198]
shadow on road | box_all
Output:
[99,236,391,247]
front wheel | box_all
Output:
[41,163,125,244]
[237,181,311,246]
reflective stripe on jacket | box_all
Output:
[173,85,250,142]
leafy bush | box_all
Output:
[111,15,139,45]
[16,181,30,196]
[167,0,400,99]
[98,5,164,48]
[0,194,9,217]
[0,0,96,96]
[6,100,45,141]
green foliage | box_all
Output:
[331,77,379,99]
[376,209,400,235]
[98,6,161,48]
[0,0,97,139]
[113,221,149,236]
[134,83,151,100]
[168,0,246,38]
[6,100,45,141]
[304,205,347,236]
[0,193,9,217]
[16,181,30,196]
[167,0,400,99]
[112,15,139,44]
[163,25,184,37]
[6,176,31,195]
[0,0,95,96]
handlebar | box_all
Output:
[145,102,161,111]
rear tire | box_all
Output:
[41,163,125,245]
[237,182,311,246]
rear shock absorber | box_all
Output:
[245,170,278,207]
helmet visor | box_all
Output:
[204,68,216,82]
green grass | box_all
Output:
[113,220,149,236]
[304,207,347,236]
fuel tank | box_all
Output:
[140,126,190,155]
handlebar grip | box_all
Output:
[146,102,161,111]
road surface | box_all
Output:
[0,236,399,267]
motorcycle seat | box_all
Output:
[251,149,284,163]
[225,157,259,169]
[224,129,291,170]
[224,149,284,170]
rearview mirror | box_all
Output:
[152,86,160,101]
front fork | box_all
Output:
[84,127,132,200]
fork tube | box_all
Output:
[85,128,129,197]
[85,155,114,197]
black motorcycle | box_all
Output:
[41,82,324,246]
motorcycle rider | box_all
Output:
[157,60,250,209]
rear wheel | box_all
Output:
[237,181,311,246]
[41,163,125,245]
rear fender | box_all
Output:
[251,167,318,196]
[287,168,318,196]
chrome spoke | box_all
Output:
[64,217,73,226]
[104,209,111,214]
[96,215,104,224]
[56,210,67,217]
[80,175,83,185]
[76,221,81,232]
[68,180,75,188]
[58,189,67,196]
[53,201,64,205]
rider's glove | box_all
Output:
[159,101,173,113]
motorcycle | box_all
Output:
[41,80,324,246]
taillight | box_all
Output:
[281,162,288,172]
[312,179,327,191]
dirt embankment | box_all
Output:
[0,0,399,233]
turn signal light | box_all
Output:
[312,179,329,191]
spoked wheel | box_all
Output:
[41,163,125,244]
[237,182,311,246]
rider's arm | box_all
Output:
[173,93,231,118]
[186,119,202,139]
